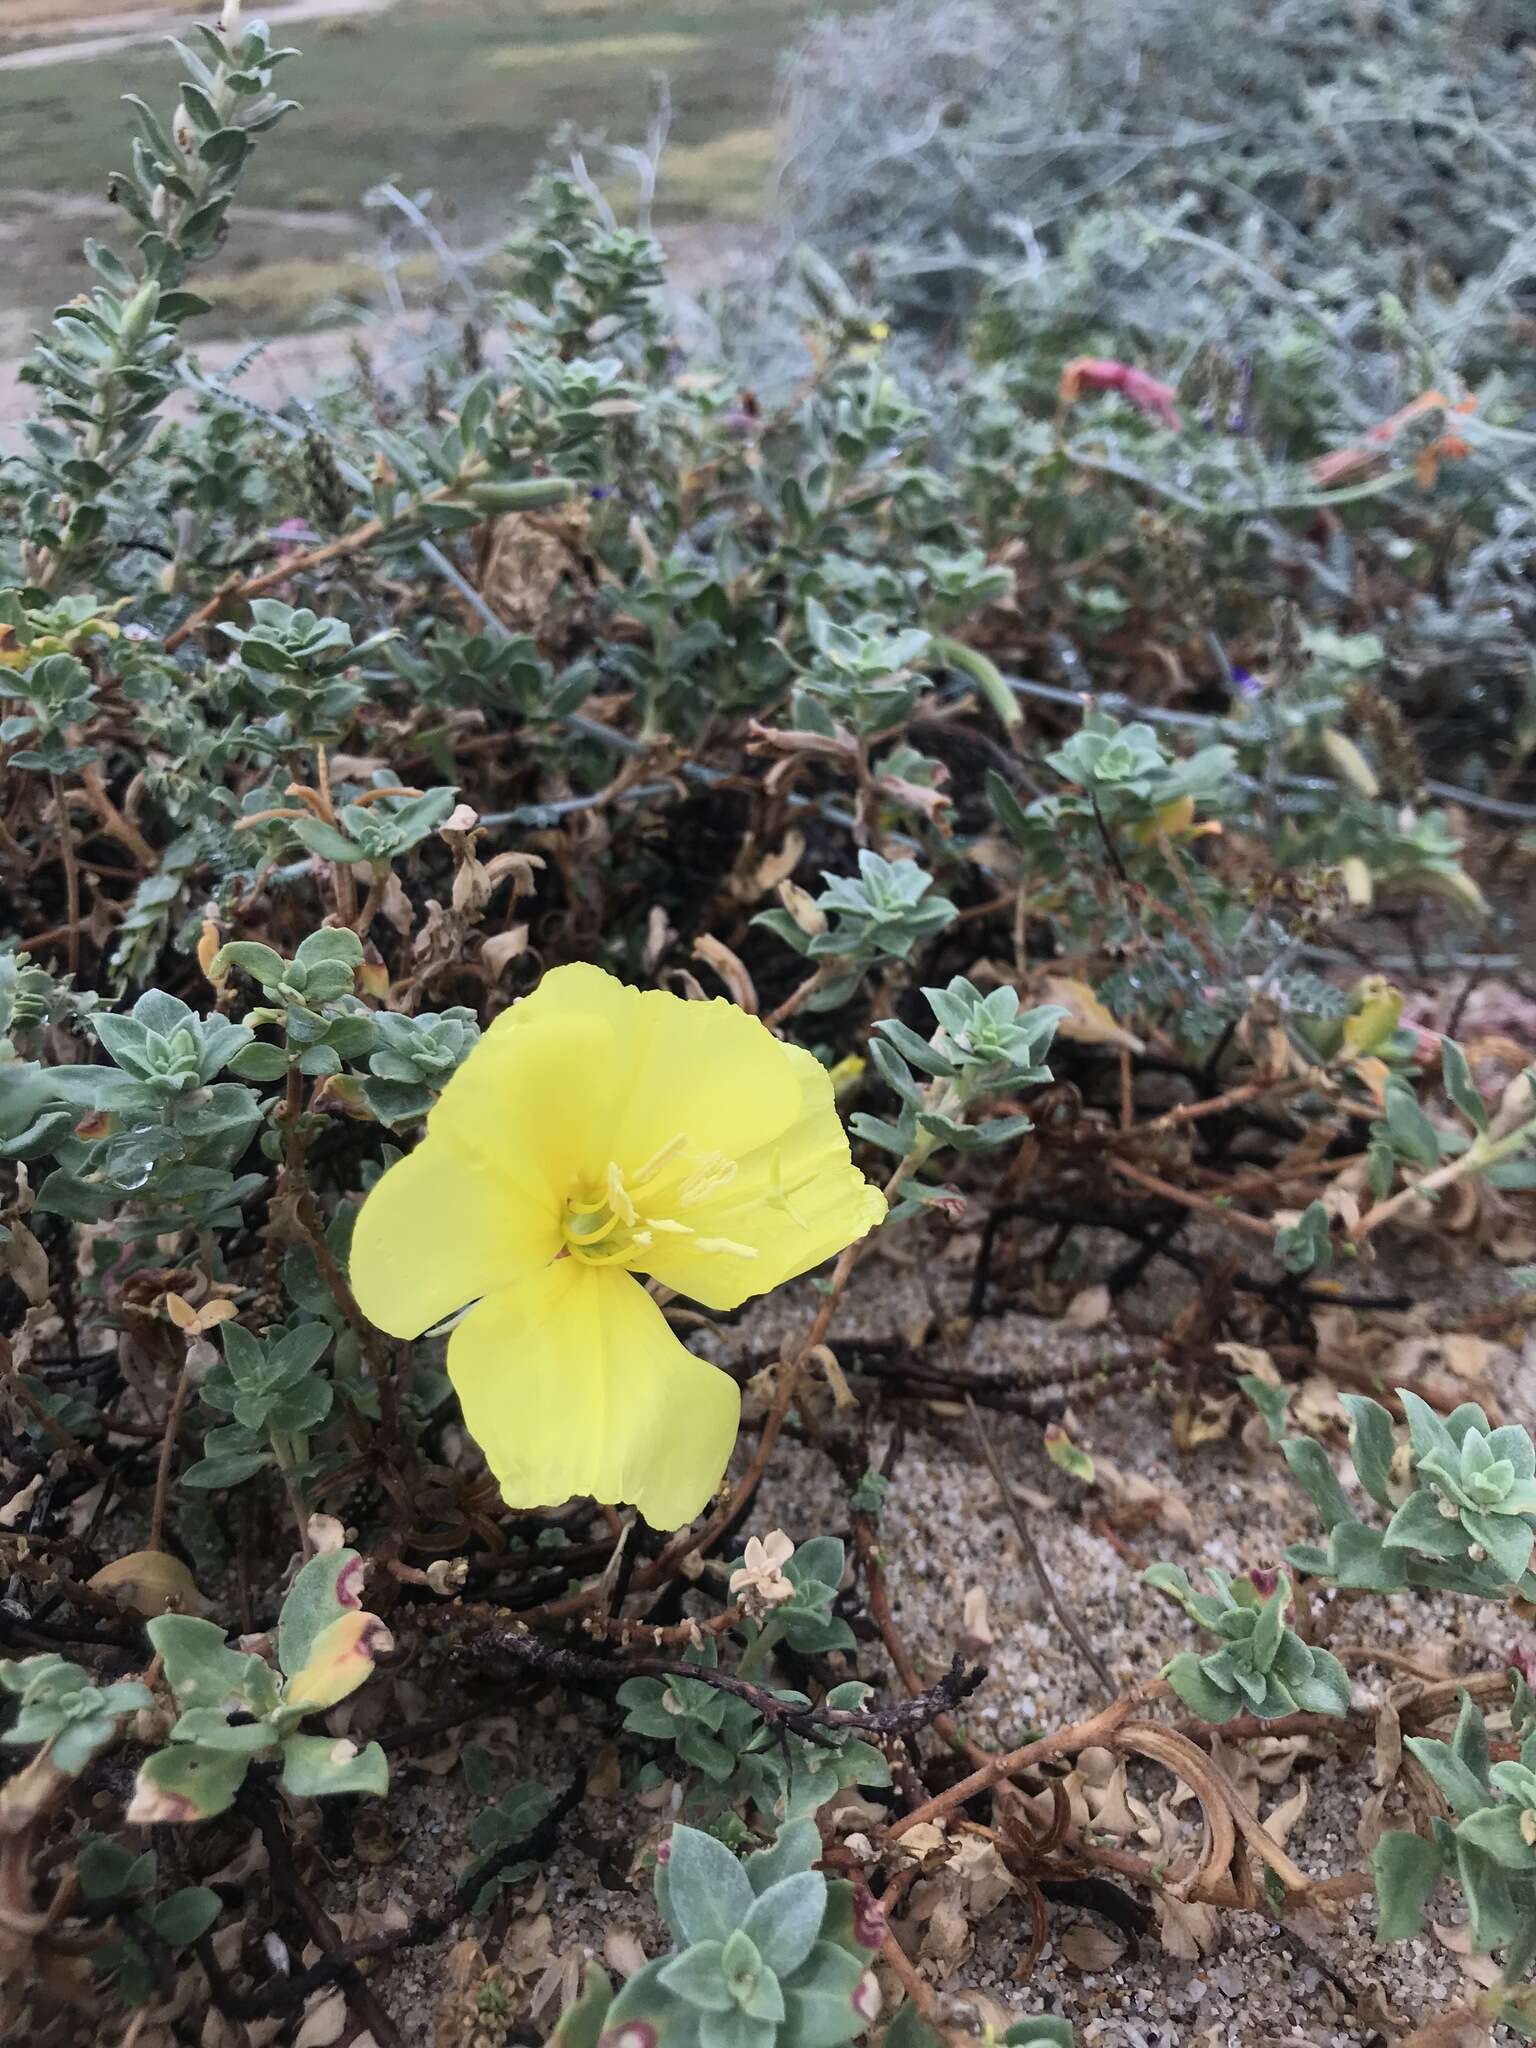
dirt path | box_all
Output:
[0,0,394,72]
[0,221,756,435]
[0,316,429,435]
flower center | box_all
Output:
[559,1139,763,1270]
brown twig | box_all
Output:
[878,1928,945,2026]
[77,763,158,869]
[475,1627,985,1747]
[48,775,81,977]
[882,1685,1161,1842]
[146,1353,195,1553]
[1107,1155,1278,1239]
[849,1510,988,1765]
[962,1394,1117,1701]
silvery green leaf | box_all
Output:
[147,1615,278,1717]
[1382,1490,1470,1561]
[1161,1653,1239,1723]
[128,1742,251,1823]
[1406,1733,1490,1820]
[1325,1521,1409,1592]
[279,1733,388,1800]
[277,1549,367,1679]
[1440,1039,1489,1134]
[698,2012,774,2048]
[1399,1389,1460,1466]
[1280,1437,1353,1533]
[1455,1803,1536,1873]
[1005,2022,1075,2048]
[1455,1839,1524,1954]
[168,1709,275,1756]
[546,1967,613,2048]
[1286,1644,1349,1717]
[1339,1394,1397,1507]
[743,1869,826,1978]
[1458,1507,1534,1585]
[1452,1689,1493,1785]
[1371,1830,1443,1941]
[1239,1375,1292,1445]
[666,1827,754,1947]
[747,1818,821,1894]
[779,1940,868,2048]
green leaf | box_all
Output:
[1238,1374,1291,1443]
[146,1615,277,1717]
[1456,1803,1536,1872]
[276,1549,366,1679]
[1371,1830,1443,1940]
[1440,1040,1489,1134]
[149,1886,221,1946]
[1405,1735,1491,1820]
[1160,1653,1239,1723]
[1382,1078,1442,1168]
[1281,1436,1353,1533]
[1383,1490,1470,1560]
[181,1448,272,1490]
[779,1941,869,2048]
[79,1837,156,1901]
[1339,1395,1398,1508]
[279,1733,389,1800]
[659,1940,734,2012]
[128,1743,251,1823]
[227,1041,290,1082]
[744,1870,827,1978]
[1459,1507,1535,1585]
[666,1826,755,1946]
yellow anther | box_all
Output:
[631,1132,689,1187]
[693,1237,758,1259]
[679,1152,737,1207]
[606,1160,637,1226]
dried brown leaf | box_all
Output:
[691,934,758,1013]
[87,1550,210,1619]
[1060,1922,1126,1971]
[294,1991,349,2048]
[959,1585,994,1652]
[1151,1890,1220,1959]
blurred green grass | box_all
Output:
[0,0,855,339]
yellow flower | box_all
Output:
[349,965,886,1528]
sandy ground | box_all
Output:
[313,1236,1532,2048]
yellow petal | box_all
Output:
[447,1262,740,1528]
[473,965,803,1184]
[349,1134,560,1339]
[639,1043,886,1311]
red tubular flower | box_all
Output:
[1060,356,1182,430]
